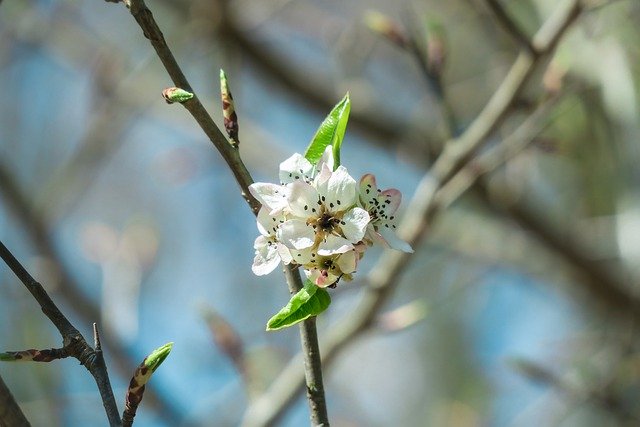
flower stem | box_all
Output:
[284,264,329,426]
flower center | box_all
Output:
[318,213,339,231]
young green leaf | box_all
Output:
[304,93,351,169]
[266,280,331,331]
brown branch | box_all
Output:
[483,0,536,54]
[0,373,30,427]
[123,0,260,213]
[116,0,330,422]
[0,241,121,426]
[240,1,584,424]
[0,162,182,423]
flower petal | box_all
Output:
[341,207,370,243]
[279,153,314,184]
[252,236,281,275]
[323,166,357,211]
[378,226,414,253]
[287,181,320,218]
[335,250,357,274]
[256,207,282,236]
[378,189,402,219]
[278,219,315,250]
[359,174,378,205]
[317,234,352,255]
[249,183,289,213]
[318,146,335,171]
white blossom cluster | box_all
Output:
[249,149,412,288]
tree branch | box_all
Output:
[0,373,30,427]
[0,241,121,426]
[483,0,536,54]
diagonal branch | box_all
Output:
[0,373,30,427]
[483,0,536,54]
[0,241,121,426]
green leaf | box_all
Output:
[304,93,351,169]
[266,281,331,331]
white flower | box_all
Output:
[252,208,313,275]
[278,163,370,256]
[359,174,413,253]
[304,250,358,288]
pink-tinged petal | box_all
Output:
[341,207,370,243]
[287,181,320,218]
[335,250,357,274]
[378,226,414,253]
[324,166,357,210]
[249,183,289,213]
[252,237,281,275]
[279,153,314,184]
[379,189,402,217]
[317,234,352,256]
[256,207,281,237]
[359,174,378,204]
[277,219,315,250]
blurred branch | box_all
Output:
[482,0,535,53]
[241,1,584,425]
[115,0,330,422]
[511,358,640,424]
[0,163,182,423]
[0,373,30,427]
[0,241,121,426]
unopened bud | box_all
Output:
[162,87,193,104]
[364,10,409,48]
[425,21,447,79]
[220,69,239,146]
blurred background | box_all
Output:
[1,0,640,425]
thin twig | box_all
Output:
[0,162,182,423]
[123,0,260,213]
[115,0,330,422]
[0,373,30,427]
[0,241,122,426]
[240,1,584,424]
[483,0,536,54]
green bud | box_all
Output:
[162,87,194,104]
[364,10,409,48]
[144,342,173,374]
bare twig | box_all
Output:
[114,0,330,422]
[0,373,30,427]
[0,162,182,423]
[0,241,121,426]
[483,0,536,54]
[123,0,259,213]
[241,1,584,424]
